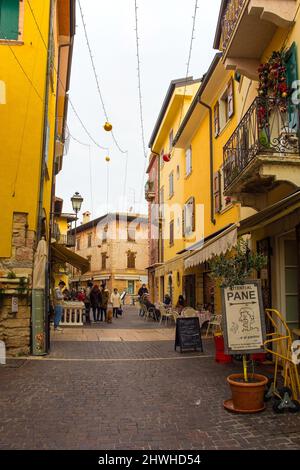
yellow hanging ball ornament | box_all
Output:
[105,156,110,162]
[104,122,113,132]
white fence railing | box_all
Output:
[61,301,85,326]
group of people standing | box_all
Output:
[53,280,123,331]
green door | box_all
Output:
[0,0,19,40]
[285,43,299,131]
[128,280,135,295]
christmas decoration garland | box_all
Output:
[257,50,289,134]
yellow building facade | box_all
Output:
[213,0,300,331]
[148,78,201,304]
[0,0,75,355]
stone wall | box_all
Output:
[0,295,31,356]
[0,212,35,356]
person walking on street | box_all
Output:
[84,281,93,324]
[53,280,66,331]
[111,288,121,318]
[90,284,102,322]
[101,285,109,321]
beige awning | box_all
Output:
[114,274,141,281]
[51,243,90,274]
[184,225,237,269]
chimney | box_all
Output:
[82,211,91,224]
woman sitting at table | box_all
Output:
[175,295,186,314]
[143,294,161,321]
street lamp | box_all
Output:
[71,192,83,248]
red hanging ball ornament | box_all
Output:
[163,153,171,162]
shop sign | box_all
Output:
[221,280,266,355]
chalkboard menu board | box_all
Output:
[175,317,203,353]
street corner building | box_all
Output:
[145,0,300,334]
[68,212,149,297]
[0,0,76,356]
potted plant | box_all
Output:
[209,239,268,413]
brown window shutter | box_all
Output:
[213,171,221,213]
[227,78,234,118]
[214,102,220,137]
[182,208,185,237]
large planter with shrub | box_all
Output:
[209,240,268,414]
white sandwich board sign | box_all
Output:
[221,280,266,355]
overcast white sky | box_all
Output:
[56,0,221,220]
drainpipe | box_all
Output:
[150,149,161,263]
[199,100,216,226]
[37,0,55,242]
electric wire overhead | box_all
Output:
[177,0,199,129]
[78,0,127,155]
[134,0,147,160]
[27,0,106,151]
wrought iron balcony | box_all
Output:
[53,225,76,248]
[223,96,300,191]
[220,0,245,53]
[145,180,155,202]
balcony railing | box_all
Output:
[223,96,300,189]
[220,0,245,52]
[53,230,76,247]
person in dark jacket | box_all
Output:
[163,293,172,306]
[138,284,148,298]
[90,285,102,322]
[100,286,109,322]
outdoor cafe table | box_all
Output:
[195,310,212,327]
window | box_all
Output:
[219,165,232,210]
[183,197,195,236]
[169,129,173,152]
[127,251,136,269]
[185,147,192,176]
[215,79,234,135]
[101,252,107,270]
[213,171,221,214]
[76,238,80,250]
[0,0,20,41]
[128,280,135,295]
[88,233,92,248]
[169,171,174,198]
[127,226,135,242]
[102,224,108,243]
[169,220,174,247]
[176,165,180,180]
[214,102,220,137]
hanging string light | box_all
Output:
[78,0,127,155]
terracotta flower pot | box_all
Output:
[224,373,268,413]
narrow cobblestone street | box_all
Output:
[1,306,300,450]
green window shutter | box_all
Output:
[285,43,299,131]
[0,0,20,40]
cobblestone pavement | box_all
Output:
[0,307,300,450]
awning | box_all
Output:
[184,225,237,269]
[114,274,141,281]
[51,243,90,274]
[238,190,300,235]
[93,275,111,281]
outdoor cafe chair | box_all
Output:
[159,304,174,326]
